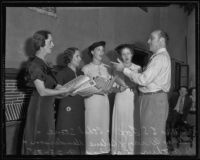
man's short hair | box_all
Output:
[158,30,169,45]
[179,85,188,91]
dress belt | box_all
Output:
[140,90,165,95]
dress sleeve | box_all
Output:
[28,63,46,82]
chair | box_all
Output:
[174,119,194,148]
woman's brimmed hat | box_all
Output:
[115,44,134,55]
[88,41,106,52]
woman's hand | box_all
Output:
[55,94,66,99]
[84,94,93,98]
[54,85,71,98]
[94,76,107,89]
[70,91,77,96]
[97,87,114,95]
[119,85,128,92]
[58,86,74,95]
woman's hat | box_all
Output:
[89,41,106,52]
[115,44,134,55]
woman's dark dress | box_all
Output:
[22,56,57,155]
[54,66,85,155]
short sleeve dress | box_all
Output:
[21,56,57,155]
[54,66,85,155]
[81,62,111,155]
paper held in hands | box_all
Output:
[62,75,117,97]
[110,61,119,65]
[63,75,90,90]
[72,79,100,97]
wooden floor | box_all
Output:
[169,135,196,155]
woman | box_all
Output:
[22,30,72,155]
[82,41,111,155]
[54,47,85,155]
[111,44,141,155]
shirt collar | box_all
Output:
[155,47,167,55]
[150,48,167,60]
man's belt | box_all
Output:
[140,90,166,95]
[189,111,196,114]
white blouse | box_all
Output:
[82,62,111,80]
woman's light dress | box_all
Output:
[82,62,111,155]
[111,63,141,155]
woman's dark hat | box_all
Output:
[89,41,106,52]
[115,44,134,55]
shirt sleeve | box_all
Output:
[123,54,166,86]
[129,64,141,72]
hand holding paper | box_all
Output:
[55,86,73,98]
[59,75,118,97]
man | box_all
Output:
[170,86,192,125]
[167,86,192,150]
[168,87,192,130]
[112,30,171,154]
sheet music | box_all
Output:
[62,75,117,97]
[63,75,90,91]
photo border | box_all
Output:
[1,0,199,159]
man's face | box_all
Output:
[179,87,187,96]
[147,31,161,53]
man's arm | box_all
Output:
[123,54,165,86]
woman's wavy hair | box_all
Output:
[63,47,79,65]
[32,30,51,52]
